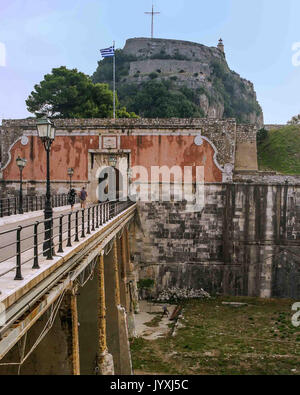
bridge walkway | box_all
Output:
[0,200,137,365]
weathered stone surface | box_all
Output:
[234,171,300,185]
[135,183,300,299]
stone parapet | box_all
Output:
[1,117,236,129]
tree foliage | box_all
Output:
[92,49,137,85]
[288,114,300,125]
[257,128,269,144]
[210,60,262,123]
[118,80,205,118]
[26,66,136,118]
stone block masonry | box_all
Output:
[135,183,300,299]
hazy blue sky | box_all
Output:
[0,0,300,124]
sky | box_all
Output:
[0,0,300,124]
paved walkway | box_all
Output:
[0,204,81,265]
[0,204,80,227]
[0,202,131,303]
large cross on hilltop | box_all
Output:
[145,4,160,39]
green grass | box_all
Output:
[130,296,300,375]
[258,125,300,175]
[144,313,163,328]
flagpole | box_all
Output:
[113,41,116,120]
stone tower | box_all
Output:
[217,38,225,54]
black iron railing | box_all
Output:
[0,199,135,282]
[0,194,79,218]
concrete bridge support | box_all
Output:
[103,240,132,375]
[97,251,114,375]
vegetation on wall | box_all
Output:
[149,49,190,61]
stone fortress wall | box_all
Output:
[123,37,225,62]
[122,37,263,127]
[0,117,299,299]
[136,183,300,299]
[0,117,249,197]
[129,59,210,77]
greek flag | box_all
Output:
[100,46,115,58]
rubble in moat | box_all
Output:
[155,287,210,302]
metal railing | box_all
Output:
[0,194,79,218]
[0,199,135,282]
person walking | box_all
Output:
[68,188,76,210]
[162,305,169,317]
[79,186,88,209]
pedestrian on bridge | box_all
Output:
[68,188,76,210]
[79,187,87,209]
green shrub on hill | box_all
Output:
[257,125,300,174]
[92,49,137,84]
[210,60,262,123]
[117,80,205,118]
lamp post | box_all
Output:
[36,118,56,259]
[108,156,118,201]
[67,168,74,190]
[108,156,117,168]
[16,156,27,214]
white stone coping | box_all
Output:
[0,204,80,227]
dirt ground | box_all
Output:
[134,300,176,341]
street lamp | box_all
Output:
[16,156,27,214]
[36,118,56,259]
[108,155,117,168]
[67,168,74,190]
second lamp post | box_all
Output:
[16,156,27,214]
[36,118,56,259]
[67,167,74,190]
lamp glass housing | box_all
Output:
[108,156,117,167]
[16,156,27,169]
[50,126,56,141]
[36,118,53,140]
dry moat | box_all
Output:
[130,297,300,375]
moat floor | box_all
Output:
[130,296,300,375]
[134,300,176,340]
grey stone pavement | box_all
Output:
[0,204,81,275]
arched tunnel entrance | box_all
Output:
[88,152,129,203]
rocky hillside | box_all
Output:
[92,38,263,126]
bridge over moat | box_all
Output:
[0,200,138,375]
